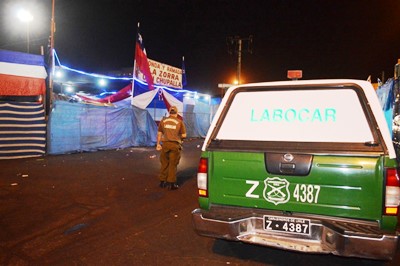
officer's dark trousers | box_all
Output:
[159,141,181,183]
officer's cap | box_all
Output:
[169,106,178,114]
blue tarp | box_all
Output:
[47,101,158,154]
[376,78,395,136]
[184,98,212,138]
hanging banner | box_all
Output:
[135,58,183,89]
[0,50,47,96]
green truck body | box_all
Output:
[192,80,400,260]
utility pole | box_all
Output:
[46,0,56,116]
[50,1,55,94]
[50,0,55,55]
[227,35,253,84]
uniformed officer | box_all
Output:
[156,106,187,190]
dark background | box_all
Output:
[1,0,400,95]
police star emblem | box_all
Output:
[263,177,290,205]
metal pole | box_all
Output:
[26,22,30,53]
[237,39,242,84]
[51,0,55,51]
[49,0,55,106]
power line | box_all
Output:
[226,35,253,84]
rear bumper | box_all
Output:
[192,206,399,260]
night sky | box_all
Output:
[1,0,400,95]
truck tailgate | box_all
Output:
[209,151,383,220]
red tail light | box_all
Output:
[198,158,208,173]
[384,168,400,215]
[197,158,208,197]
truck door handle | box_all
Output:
[280,163,295,170]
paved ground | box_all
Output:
[0,138,399,265]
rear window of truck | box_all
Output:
[215,87,376,144]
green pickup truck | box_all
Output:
[192,79,400,260]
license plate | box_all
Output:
[263,215,311,235]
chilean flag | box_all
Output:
[134,30,154,90]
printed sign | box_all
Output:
[136,58,183,89]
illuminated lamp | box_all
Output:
[65,86,74,93]
[17,9,33,22]
[55,70,63,78]
[98,79,107,87]
[288,70,303,80]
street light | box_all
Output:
[17,9,33,53]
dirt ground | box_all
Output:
[0,139,205,265]
[0,138,399,266]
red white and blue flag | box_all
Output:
[134,27,154,90]
[0,50,47,96]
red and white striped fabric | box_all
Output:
[0,50,47,96]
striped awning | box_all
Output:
[0,102,46,159]
[0,50,47,96]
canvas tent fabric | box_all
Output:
[0,50,47,96]
[131,80,216,137]
[0,50,47,159]
[0,102,46,159]
[47,100,158,154]
[78,78,215,138]
[52,51,214,154]
[132,80,184,120]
